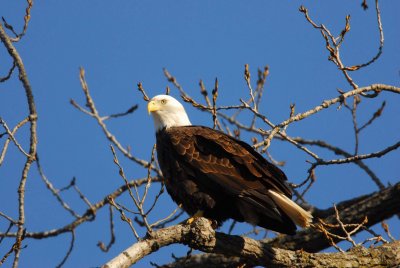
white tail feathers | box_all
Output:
[268,190,313,228]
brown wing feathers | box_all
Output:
[175,126,291,195]
[159,125,312,234]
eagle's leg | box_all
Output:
[187,211,218,229]
[186,210,204,224]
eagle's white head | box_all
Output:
[148,95,192,131]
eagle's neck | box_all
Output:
[153,110,191,131]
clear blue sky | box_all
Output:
[0,1,399,267]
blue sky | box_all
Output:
[0,1,399,267]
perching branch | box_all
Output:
[104,217,400,268]
[158,182,400,267]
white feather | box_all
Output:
[268,189,313,228]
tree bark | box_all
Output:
[165,242,400,268]
[103,217,400,268]
[103,182,400,268]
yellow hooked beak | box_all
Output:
[147,100,159,114]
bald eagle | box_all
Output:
[148,95,312,235]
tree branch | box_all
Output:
[0,22,38,267]
[161,182,400,267]
[104,182,400,267]
[164,241,400,268]
[104,217,400,268]
[0,177,161,239]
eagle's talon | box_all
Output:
[186,217,195,225]
[186,210,204,225]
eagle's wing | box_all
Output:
[167,126,292,198]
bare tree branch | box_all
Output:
[103,182,400,267]
[0,22,38,267]
[159,182,400,267]
[104,216,400,268]
[71,68,160,175]
[0,177,161,239]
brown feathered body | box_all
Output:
[156,125,301,235]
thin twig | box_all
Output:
[292,137,385,189]
[150,205,183,229]
[55,230,75,268]
[0,117,31,158]
[163,68,187,97]
[36,154,80,218]
[97,205,116,252]
[316,140,400,166]
[137,82,150,102]
[3,0,33,42]
[0,117,29,166]
[343,0,384,71]
[140,145,157,207]
[0,222,14,245]
[72,182,93,209]
[0,212,17,225]
[381,221,396,242]
[212,78,219,129]
[145,182,165,217]
[108,197,140,241]
[358,101,385,132]
[0,61,16,82]
[244,64,256,109]
[102,105,138,121]
[110,145,152,235]
[299,5,358,89]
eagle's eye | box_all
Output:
[161,99,167,105]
